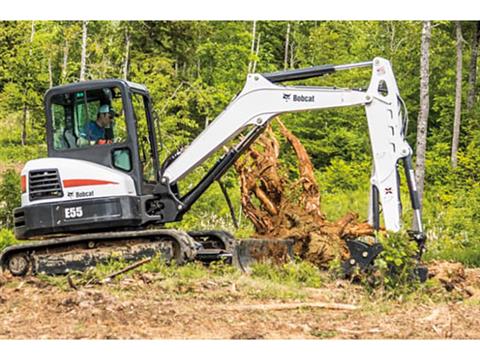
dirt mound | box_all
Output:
[429,260,480,298]
[429,261,466,290]
[235,119,374,267]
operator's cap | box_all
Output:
[98,104,110,114]
[98,104,116,116]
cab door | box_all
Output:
[130,91,159,193]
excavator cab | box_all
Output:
[46,80,160,197]
[12,80,168,240]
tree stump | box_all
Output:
[234,119,375,268]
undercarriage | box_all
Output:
[0,229,235,276]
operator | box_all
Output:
[81,104,114,144]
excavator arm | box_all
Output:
[160,57,424,240]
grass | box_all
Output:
[35,256,330,302]
[320,187,370,221]
[250,260,325,288]
[320,183,480,268]
[310,329,337,339]
[6,249,473,311]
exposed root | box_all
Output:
[235,118,375,267]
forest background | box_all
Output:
[1,20,479,267]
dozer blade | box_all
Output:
[232,238,295,273]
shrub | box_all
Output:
[371,231,422,293]
[0,169,21,228]
[0,228,18,251]
[318,157,370,193]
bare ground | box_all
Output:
[1,262,480,339]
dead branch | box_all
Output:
[67,275,78,290]
[224,302,358,311]
[102,257,152,283]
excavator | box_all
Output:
[0,57,427,278]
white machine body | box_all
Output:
[21,158,136,206]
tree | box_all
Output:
[467,21,480,111]
[451,21,463,168]
[247,20,256,73]
[415,21,431,205]
[123,25,131,80]
[20,21,35,146]
[59,22,82,84]
[80,21,88,81]
[252,31,261,73]
[284,22,290,70]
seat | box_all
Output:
[63,129,78,149]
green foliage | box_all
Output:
[318,157,370,193]
[418,141,480,267]
[0,169,21,228]
[0,228,18,251]
[0,144,46,164]
[372,232,421,293]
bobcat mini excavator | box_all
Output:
[0,57,426,277]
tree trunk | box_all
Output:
[79,21,88,81]
[451,21,463,168]
[252,32,261,73]
[21,21,35,146]
[122,28,130,80]
[290,40,295,69]
[415,21,431,206]
[248,20,256,73]
[62,39,69,83]
[21,103,27,146]
[48,56,53,88]
[217,180,238,229]
[467,21,480,111]
[284,23,290,70]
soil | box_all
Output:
[1,261,480,339]
[2,122,478,340]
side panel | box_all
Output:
[14,196,142,239]
[21,158,137,207]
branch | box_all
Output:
[102,257,152,283]
[224,302,358,311]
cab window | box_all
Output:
[51,86,127,150]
